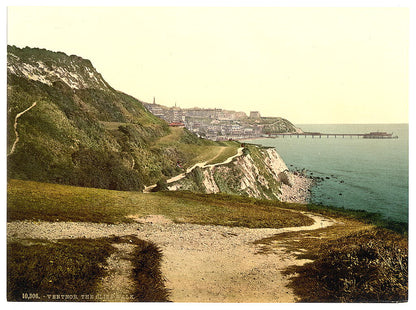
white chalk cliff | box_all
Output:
[169,146,311,203]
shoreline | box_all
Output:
[278,171,314,204]
[239,136,269,142]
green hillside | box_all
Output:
[7,46,238,191]
[7,179,312,227]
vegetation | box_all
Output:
[177,167,207,193]
[7,45,238,191]
[7,236,169,302]
[304,204,408,235]
[204,145,240,165]
[7,179,408,302]
[7,46,408,303]
[243,116,299,133]
[8,178,405,232]
[213,166,247,195]
[253,213,407,303]
[152,178,169,192]
[130,238,170,302]
[168,144,285,200]
[152,126,240,168]
[283,228,408,302]
[7,179,313,228]
[7,238,115,301]
[261,118,298,134]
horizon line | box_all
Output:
[295,122,408,125]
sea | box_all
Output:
[246,124,409,223]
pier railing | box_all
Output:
[268,132,398,139]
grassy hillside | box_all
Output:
[152,127,240,168]
[7,46,238,191]
[7,179,312,228]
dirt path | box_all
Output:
[7,211,336,302]
[8,101,37,156]
[95,242,136,302]
[143,147,244,192]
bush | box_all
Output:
[152,178,168,192]
[287,228,408,302]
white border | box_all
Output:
[1,1,414,309]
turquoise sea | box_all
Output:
[247,124,409,223]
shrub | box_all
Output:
[287,228,408,302]
[152,178,168,192]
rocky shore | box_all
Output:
[278,171,314,204]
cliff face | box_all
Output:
[168,145,311,203]
[7,46,111,90]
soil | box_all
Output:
[96,242,136,302]
[7,211,336,302]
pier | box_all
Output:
[269,132,398,139]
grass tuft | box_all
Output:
[130,239,170,302]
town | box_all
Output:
[143,98,301,141]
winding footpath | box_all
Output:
[143,147,244,192]
[8,211,336,302]
[8,102,37,156]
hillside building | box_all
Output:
[250,111,261,119]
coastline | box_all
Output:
[239,136,269,142]
[241,139,314,205]
[278,171,314,204]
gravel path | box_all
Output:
[143,147,244,192]
[96,243,136,302]
[7,212,335,302]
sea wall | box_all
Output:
[168,145,312,203]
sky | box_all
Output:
[6,4,410,124]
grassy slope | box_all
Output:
[7,46,239,191]
[7,77,238,191]
[7,238,115,301]
[7,179,312,228]
[152,127,240,168]
[277,227,407,302]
